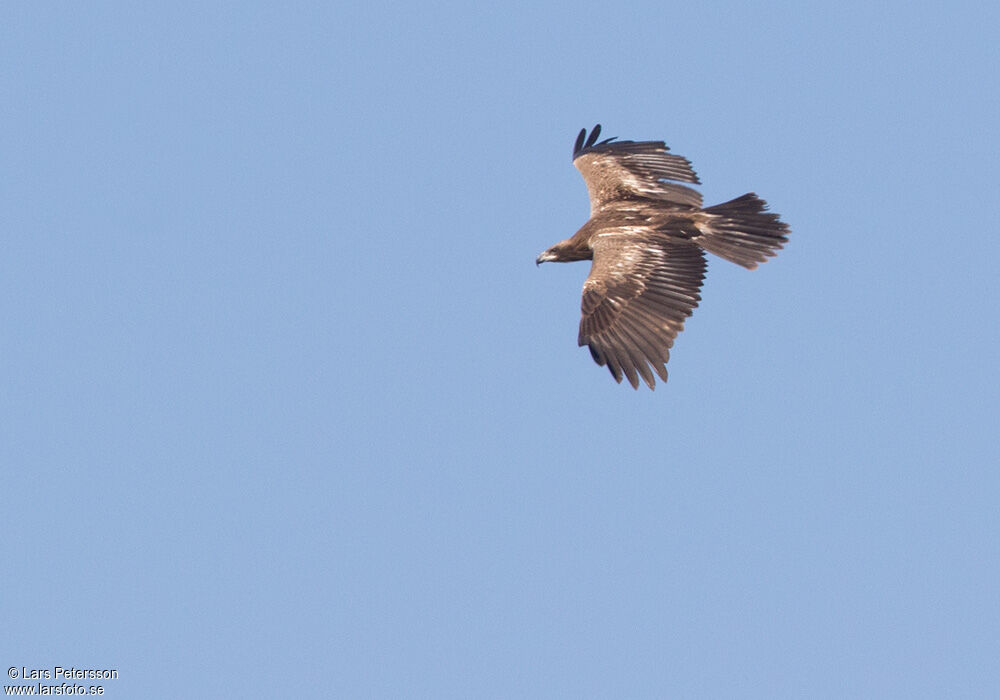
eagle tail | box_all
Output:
[698,193,790,269]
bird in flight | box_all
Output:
[536,124,790,389]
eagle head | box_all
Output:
[535,249,560,265]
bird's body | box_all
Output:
[536,125,790,389]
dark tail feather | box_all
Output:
[698,193,790,269]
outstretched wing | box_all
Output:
[578,233,706,389]
[573,124,703,213]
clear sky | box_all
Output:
[2,1,998,697]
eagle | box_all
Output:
[536,124,790,389]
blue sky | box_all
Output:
[2,1,998,697]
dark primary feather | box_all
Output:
[573,124,616,157]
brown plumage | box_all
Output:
[536,124,790,389]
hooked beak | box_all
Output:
[536,251,556,266]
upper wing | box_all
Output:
[578,233,706,389]
[573,124,703,213]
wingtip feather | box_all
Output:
[585,124,602,149]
